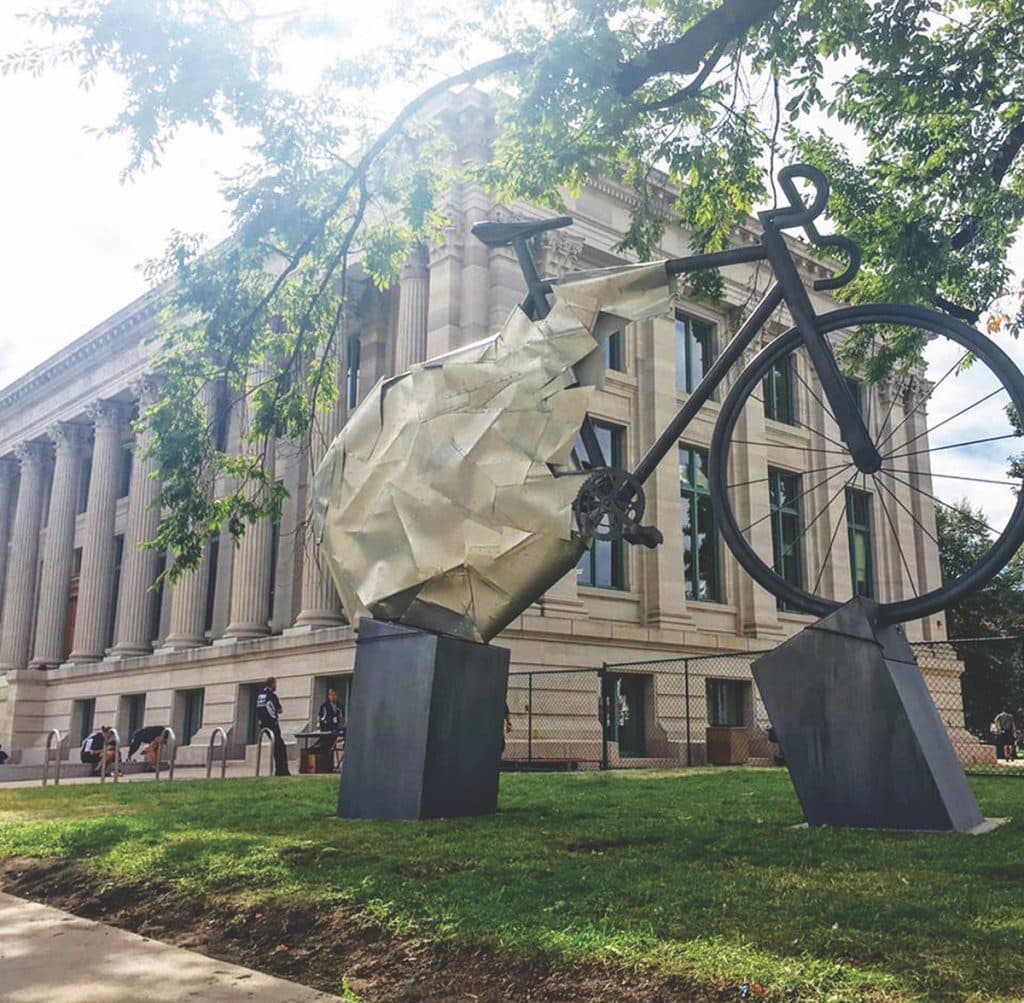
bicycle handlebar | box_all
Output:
[766,164,861,292]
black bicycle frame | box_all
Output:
[630,218,878,487]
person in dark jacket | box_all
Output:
[256,677,291,776]
[993,710,1017,761]
[80,725,115,776]
[127,724,168,769]
[315,688,345,754]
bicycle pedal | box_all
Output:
[623,524,663,549]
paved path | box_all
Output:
[0,892,343,1002]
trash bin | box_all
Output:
[706,726,749,765]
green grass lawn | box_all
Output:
[0,770,1020,1001]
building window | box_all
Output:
[212,380,232,452]
[679,445,721,602]
[604,331,624,372]
[203,536,219,634]
[77,456,92,514]
[150,551,166,646]
[763,357,796,424]
[769,468,803,598]
[846,488,875,599]
[180,688,205,745]
[106,535,125,649]
[239,683,263,744]
[73,697,96,746]
[64,548,82,661]
[346,334,361,409]
[266,481,283,626]
[577,421,626,589]
[118,443,133,498]
[122,693,146,739]
[707,679,747,726]
[675,313,714,393]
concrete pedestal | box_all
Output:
[338,619,510,820]
[752,598,983,832]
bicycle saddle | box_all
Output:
[471,215,573,248]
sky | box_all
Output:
[1,1,1022,532]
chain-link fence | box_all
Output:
[914,636,1024,777]
[502,637,1024,776]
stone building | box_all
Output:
[0,91,949,770]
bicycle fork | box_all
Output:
[760,227,882,474]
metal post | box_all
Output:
[154,727,178,781]
[255,727,275,777]
[684,658,692,767]
[100,728,121,784]
[206,726,229,779]
[600,664,609,770]
[527,674,533,765]
[42,729,63,787]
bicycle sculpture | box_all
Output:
[315,164,1024,636]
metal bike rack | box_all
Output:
[42,728,64,787]
[153,727,178,781]
[255,727,275,777]
[206,726,230,779]
[99,728,121,784]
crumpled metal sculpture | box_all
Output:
[312,261,675,642]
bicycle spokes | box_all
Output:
[710,309,1024,623]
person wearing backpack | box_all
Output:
[256,677,291,777]
[80,725,115,777]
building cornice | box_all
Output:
[0,288,165,415]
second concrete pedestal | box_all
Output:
[338,619,510,821]
[752,598,983,832]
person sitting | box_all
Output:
[127,724,168,770]
[80,725,116,777]
[315,688,345,760]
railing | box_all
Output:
[41,728,63,787]
[153,727,178,781]
[255,727,275,777]
[206,726,230,779]
[99,728,120,784]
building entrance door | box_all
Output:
[601,672,646,757]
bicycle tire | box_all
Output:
[708,304,1024,624]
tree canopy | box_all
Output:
[936,500,1024,735]
[8,0,1024,575]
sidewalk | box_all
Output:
[0,892,343,1002]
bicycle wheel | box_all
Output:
[708,305,1024,624]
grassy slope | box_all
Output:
[0,770,1020,1001]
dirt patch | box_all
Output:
[1,857,734,1002]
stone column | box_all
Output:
[69,401,125,662]
[224,371,277,639]
[0,441,51,671]
[393,243,430,373]
[110,379,163,656]
[0,458,19,618]
[292,396,346,630]
[31,423,89,667]
[160,385,218,651]
[160,560,209,650]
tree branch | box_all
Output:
[950,117,1024,251]
[615,0,785,95]
[636,40,728,112]
[936,294,980,323]
[230,49,533,349]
